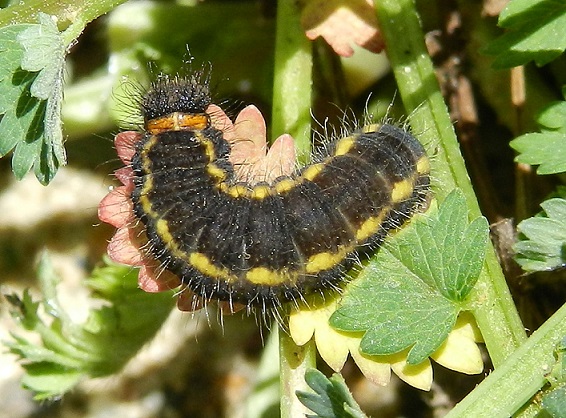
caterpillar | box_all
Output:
[130,72,431,311]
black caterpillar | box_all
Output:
[130,73,431,310]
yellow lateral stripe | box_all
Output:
[139,176,155,217]
[155,218,198,263]
[390,178,414,203]
[155,218,175,249]
[251,185,272,200]
[207,163,228,181]
[138,138,197,263]
[218,183,250,198]
[246,267,297,286]
[198,133,216,161]
[361,123,380,133]
[139,137,160,219]
[190,252,236,282]
[302,163,324,181]
[416,155,430,175]
[333,137,355,156]
[274,178,296,194]
[305,246,351,274]
[356,210,388,241]
[194,133,232,183]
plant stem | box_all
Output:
[271,0,313,163]
[272,1,316,416]
[279,330,317,417]
[374,0,526,366]
[446,302,566,417]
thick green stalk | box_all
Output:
[279,330,317,417]
[446,303,566,417]
[272,1,316,417]
[271,0,313,163]
[374,0,526,365]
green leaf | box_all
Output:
[537,101,566,133]
[514,198,566,272]
[539,337,566,417]
[511,133,566,175]
[296,369,367,418]
[18,14,65,98]
[542,386,566,417]
[546,336,566,386]
[0,15,66,185]
[5,290,40,330]
[389,189,489,302]
[21,364,83,401]
[483,0,566,68]
[510,99,566,175]
[330,189,488,364]
[332,252,458,364]
[5,254,175,399]
[18,13,66,184]
[22,363,84,401]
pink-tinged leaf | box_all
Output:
[302,0,384,57]
[114,131,140,165]
[98,186,134,228]
[229,105,269,165]
[208,104,235,139]
[265,133,296,178]
[114,166,134,188]
[228,105,297,183]
[138,264,180,293]
[107,226,144,266]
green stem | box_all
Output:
[0,0,127,46]
[374,0,526,366]
[245,329,281,418]
[271,0,313,163]
[279,330,317,417]
[446,303,566,417]
[272,1,315,416]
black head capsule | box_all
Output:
[141,72,212,123]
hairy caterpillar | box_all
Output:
[129,72,431,311]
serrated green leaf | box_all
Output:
[537,101,566,133]
[12,129,43,179]
[5,290,40,330]
[0,27,42,154]
[21,363,82,401]
[510,98,566,175]
[330,189,487,364]
[296,369,367,418]
[5,254,175,399]
[389,189,489,302]
[7,335,85,369]
[18,13,66,183]
[18,14,65,99]
[514,198,566,272]
[483,0,566,68]
[0,16,66,184]
[510,132,566,175]
[331,252,458,365]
